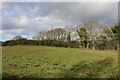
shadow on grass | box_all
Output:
[61,57,114,78]
[2,72,36,78]
[2,57,119,79]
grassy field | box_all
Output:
[2,45,118,78]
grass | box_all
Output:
[2,45,118,78]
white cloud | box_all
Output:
[2,29,24,34]
[16,16,29,26]
[34,16,49,23]
[2,0,119,2]
[1,2,118,41]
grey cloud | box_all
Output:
[2,2,118,35]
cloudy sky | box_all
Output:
[1,1,118,41]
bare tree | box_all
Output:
[13,36,23,40]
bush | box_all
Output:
[1,39,118,50]
[2,39,72,48]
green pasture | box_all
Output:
[2,45,118,78]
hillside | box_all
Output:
[2,45,118,78]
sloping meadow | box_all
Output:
[2,45,118,78]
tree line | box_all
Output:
[2,20,120,50]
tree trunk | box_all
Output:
[87,42,89,49]
[92,41,95,50]
[117,43,119,51]
[79,41,82,48]
[93,46,95,50]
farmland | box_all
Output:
[2,45,118,78]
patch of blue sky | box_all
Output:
[1,34,14,41]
